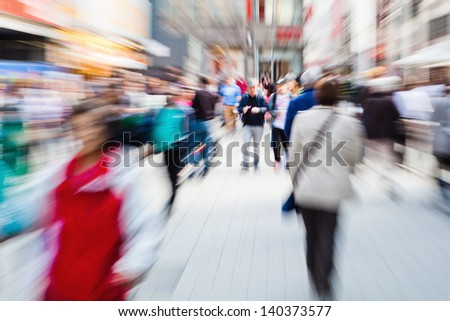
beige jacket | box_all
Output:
[289,106,364,212]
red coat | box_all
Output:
[45,155,124,300]
[236,79,247,95]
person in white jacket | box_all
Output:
[289,80,363,299]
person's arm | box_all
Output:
[191,92,199,112]
[267,93,277,117]
[236,86,242,103]
[110,165,169,289]
[288,115,304,179]
[257,96,269,114]
[267,93,278,118]
[237,95,247,114]
[284,99,298,139]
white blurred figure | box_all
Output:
[363,77,405,199]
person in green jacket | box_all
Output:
[151,88,187,206]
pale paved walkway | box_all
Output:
[133,129,450,301]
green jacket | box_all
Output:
[151,107,186,153]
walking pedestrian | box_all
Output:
[152,87,188,206]
[267,78,291,169]
[289,80,363,299]
[283,67,322,211]
[191,76,218,176]
[1,97,169,300]
[220,76,241,134]
[237,79,268,170]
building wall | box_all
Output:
[303,0,351,70]
[74,0,150,39]
[151,0,187,69]
[378,0,450,82]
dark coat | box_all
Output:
[237,93,268,126]
[192,89,218,121]
[362,93,401,140]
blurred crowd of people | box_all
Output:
[1,62,450,301]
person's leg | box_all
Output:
[164,147,182,204]
[314,209,338,294]
[252,126,264,167]
[223,105,230,132]
[298,206,318,279]
[253,126,264,167]
[280,129,290,168]
[163,150,174,203]
[229,106,236,132]
[281,129,289,154]
[272,127,282,163]
[201,120,213,175]
[224,105,234,133]
[242,126,252,168]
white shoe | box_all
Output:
[280,156,287,169]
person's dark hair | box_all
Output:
[70,98,122,142]
[318,80,339,106]
[199,76,209,85]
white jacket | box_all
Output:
[289,106,364,212]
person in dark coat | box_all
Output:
[362,77,405,199]
[362,78,404,163]
[191,76,218,175]
[237,78,268,170]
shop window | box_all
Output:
[429,15,448,41]
[411,0,422,18]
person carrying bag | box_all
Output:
[288,80,363,300]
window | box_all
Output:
[411,0,422,18]
[429,15,448,41]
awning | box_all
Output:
[99,30,171,57]
[93,53,147,70]
[71,52,147,70]
[139,38,171,57]
[98,34,170,57]
[0,13,62,40]
[393,40,450,68]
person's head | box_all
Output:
[226,76,234,85]
[163,84,182,105]
[276,78,288,95]
[181,86,195,100]
[300,66,322,89]
[317,80,339,106]
[69,98,118,156]
[247,78,259,97]
[199,76,209,87]
[102,83,123,103]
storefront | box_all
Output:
[46,29,148,77]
